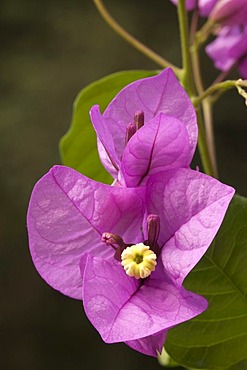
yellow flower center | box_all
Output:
[121,243,157,279]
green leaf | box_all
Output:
[165,195,247,370]
[229,360,247,370]
[59,70,156,183]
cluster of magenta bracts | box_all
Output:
[171,0,247,77]
[27,70,234,356]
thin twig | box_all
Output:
[93,0,182,77]
[193,80,245,105]
[189,8,199,46]
[177,0,194,95]
[191,35,218,177]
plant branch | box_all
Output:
[193,79,247,105]
[93,0,182,77]
[177,0,194,95]
[189,8,199,46]
[191,43,218,177]
[196,108,216,177]
[177,0,216,177]
[193,18,215,51]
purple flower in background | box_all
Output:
[210,0,247,26]
[169,0,217,16]
[206,25,247,78]
[27,70,235,356]
[199,0,217,15]
[199,0,247,78]
[169,0,247,77]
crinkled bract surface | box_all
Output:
[28,165,234,356]
[27,69,235,357]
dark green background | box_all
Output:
[1,1,246,369]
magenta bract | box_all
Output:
[90,69,198,183]
[206,0,247,77]
[27,69,235,356]
[210,0,247,26]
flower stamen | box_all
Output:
[102,232,128,260]
[121,242,157,279]
[147,214,160,252]
[134,110,144,130]
[125,123,136,144]
[124,111,144,146]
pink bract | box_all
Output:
[206,25,247,78]
[210,0,247,26]
[90,68,197,181]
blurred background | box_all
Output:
[1,0,246,369]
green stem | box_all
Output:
[191,39,218,177]
[193,18,215,51]
[196,109,215,177]
[93,0,182,78]
[177,0,215,177]
[177,0,194,95]
[189,9,199,46]
[203,100,218,177]
[193,80,245,105]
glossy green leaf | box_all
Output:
[59,70,155,183]
[165,195,247,370]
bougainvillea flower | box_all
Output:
[27,165,234,356]
[206,25,247,78]
[210,0,247,26]
[90,68,198,184]
[169,0,217,16]
[27,70,234,356]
